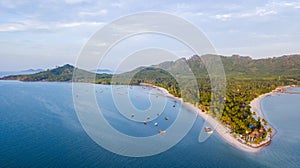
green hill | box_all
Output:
[0,64,112,83]
[1,64,76,81]
[2,54,300,82]
[151,54,300,80]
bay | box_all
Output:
[0,81,299,167]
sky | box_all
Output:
[0,0,300,71]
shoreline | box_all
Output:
[140,83,283,153]
[249,91,278,138]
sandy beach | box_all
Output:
[143,83,279,153]
[184,101,263,153]
[250,92,277,138]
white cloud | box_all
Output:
[256,8,277,16]
[209,1,300,21]
[0,24,24,32]
[0,21,105,32]
[0,0,25,8]
[195,12,204,16]
[175,3,193,10]
[238,8,277,18]
[275,1,300,9]
[56,21,104,28]
[79,9,108,17]
[111,2,124,8]
[213,14,233,21]
[0,21,48,32]
[212,5,278,21]
[64,0,90,4]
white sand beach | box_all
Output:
[250,92,277,138]
[184,102,263,153]
[145,83,279,153]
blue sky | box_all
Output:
[1,0,300,71]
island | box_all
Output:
[2,54,300,152]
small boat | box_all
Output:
[158,130,166,134]
[204,127,213,134]
[164,117,169,121]
[131,114,135,118]
[147,116,150,120]
[154,122,158,126]
[143,121,147,125]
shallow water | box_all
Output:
[0,81,299,167]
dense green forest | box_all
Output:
[2,54,300,144]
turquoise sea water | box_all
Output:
[0,81,299,167]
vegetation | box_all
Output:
[1,64,113,83]
[2,54,300,143]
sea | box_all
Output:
[0,80,299,167]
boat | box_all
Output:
[158,130,166,134]
[204,127,213,134]
[154,122,158,126]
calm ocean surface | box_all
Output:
[0,81,299,167]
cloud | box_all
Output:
[213,14,233,21]
[0,24,24,32]
[239,8,277,18]
[209,1,300,21]
[64,0,90,4]
[276,1,300,9]
[172,1,282,22]
[0,0,25,8]
[0,21,105,32]
[212,6,278,21]
[111,2,124,8]
[0,21,47,32]
[56,21,104,28]
[79,9,108,17]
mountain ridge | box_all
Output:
[1,54,300,82]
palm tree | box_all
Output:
[267,128,272,134]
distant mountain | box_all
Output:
[0,64,75,81]
[91,69,113,74]
[21,68,44,73]
[1,54,300,82]
[90,69,122,74]
[0,69,44,78]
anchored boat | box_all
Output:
[204,127,213,134]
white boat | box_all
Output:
[204,127,213,134]
[158,130,166,134]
